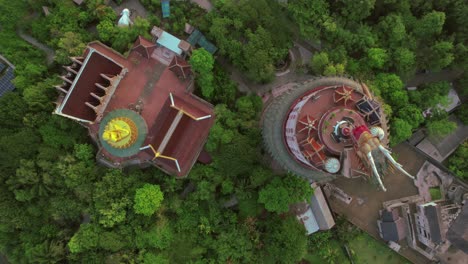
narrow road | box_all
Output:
[17,30,55,66]
[406,69,463,87]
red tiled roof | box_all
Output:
[60,51,123,121]
[131,36,157,58]
[56,38,214,177]
[169,56,192,79]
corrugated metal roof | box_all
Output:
[157,32,182,55]
[310,184,335,230]
[424,203,443,244]
[186,29,218,54]
[161,0,170,18]
[378,218,407,242]
[295,205,319,235]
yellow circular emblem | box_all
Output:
[102,117,138,148]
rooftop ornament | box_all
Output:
[324,157,340,174]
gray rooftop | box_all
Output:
[310,183,335,230]
[416,115,468,162]
[378,217,407,242]
[381,208,399,222]
[424,204,443,244]
[447,202,468,254]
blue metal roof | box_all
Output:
[157,31,182,55]
[161,0,170,18]
[298,207,320,235]
[187,29,218,55]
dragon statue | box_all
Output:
[351,124,415,191]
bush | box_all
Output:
[134,184,164,216]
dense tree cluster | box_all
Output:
[447,141,468,181]
[0,2,314,263]
[1,1,466,263]
[205,0,293,83]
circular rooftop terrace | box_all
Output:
[262,77,388,182]
[98,109,148,157]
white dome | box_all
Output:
[324,158,340,174]
[370,126,385,141]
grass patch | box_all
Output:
[305,239,349,264]
[348,233,410,264]
[429,187,442,200]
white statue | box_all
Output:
[118,9,133,27]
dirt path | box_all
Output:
[17,30,55,66]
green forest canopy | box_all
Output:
[0,0,466,263]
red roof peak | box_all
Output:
[132,36,157,58]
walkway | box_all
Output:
[190,0,213,12]
[109,0,147,19]
[17,30,55,66]
[217,43,317,95]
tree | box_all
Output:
[242,27,276,83]
[288,0,330,39]
[189,48,215,99]
[373,73,408,110]
[366,48,388,69]
[413,11,445,39]
[390,118,412,146]
[310,52,329,74]
[263,216,307,264]
[258,174,313,214]
[212,226,254,263]
[396,104,424,129]
[142,252,169,264]
[23,78,57,112]
[455,104,468,125]
[411,81,451,109]
[93,170,136,227]
[0,92,28,129]
[133,184,164,216]
[68,224,100,254]
[426,119,457,138]
[377,14,407,48]
[447,141,468,180]
[55,32,86,64]
[392,48,416,80]
[258,179,290,213]
[335,0,376,24]
[28,240,66,264]
[98,232,126,252]
[419,41,454,71]
[97,19,116,43]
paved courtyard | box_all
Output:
[328,143,429,264]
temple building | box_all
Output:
[0,55,15,97]
[262,77,414,191]
[54,33,214,177]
